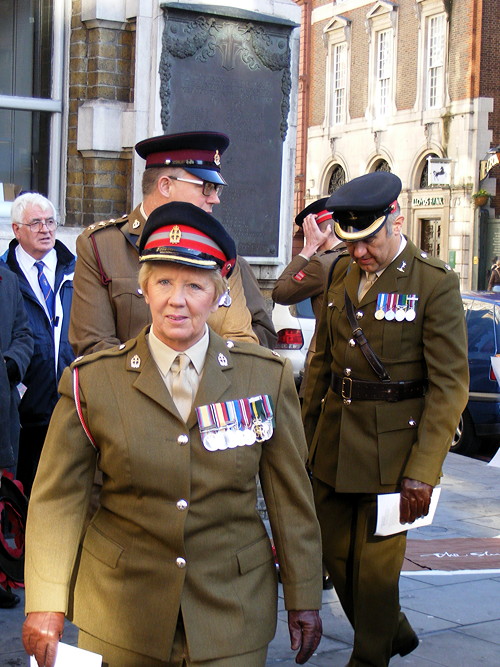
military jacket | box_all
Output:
[69,205,258,356]
[25,328,322,661]
[272,245,346,356]
[302,238,469,493]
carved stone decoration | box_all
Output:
[157,6,296,258]
[160,11,292,140]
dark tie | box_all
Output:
[35,260,55,324]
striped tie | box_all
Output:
[35,260,55,324]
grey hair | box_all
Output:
[11,193,56,224]
[384,201,401,237]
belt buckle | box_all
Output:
[341,377,352,403]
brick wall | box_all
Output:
[66,1,135,226]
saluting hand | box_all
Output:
[301,215,332,258]
[23,611,65,667]
[400,477,434,524]
[288,609,322,664]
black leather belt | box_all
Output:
[331,374,427,402]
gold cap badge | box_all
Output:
[169,225,182,244]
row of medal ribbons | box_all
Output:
[375,293,419,322]
[196,395,275,451]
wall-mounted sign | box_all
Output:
[427,157,452,186]
[479,152,500,181]
[412,196,445,207]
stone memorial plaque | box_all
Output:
[160,4,296,258]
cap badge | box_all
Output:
[347,211,358,221]
[130,354,141,369]
[214,150,221,166]
[169,225,182,244]
[217,353,228,367]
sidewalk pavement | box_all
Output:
[1,452,499,666]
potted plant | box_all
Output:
[472,189,491,207]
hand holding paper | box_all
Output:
[399,477,434,523]
[375,487,441,536]
[29,642,102,667]
[23,612,65,667]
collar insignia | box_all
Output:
[130,354,141,369]
[217,353,228,367]
[397,260,407,273]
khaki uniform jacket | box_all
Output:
[302,239,469,493]
[272,245,346,357]
[25,328,322,662]
[69,205,259,356]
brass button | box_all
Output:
[349,338,356,347]
[176,499,188,511]
[177,434,189,445]
[176,557,186,568]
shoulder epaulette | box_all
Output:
[225,339,285,364]
[71,338,136,369]
[415,251,453,272]
[83,214,128,237]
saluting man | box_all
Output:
[273,198,345,397]
[302,172,469,666]
[69,131,276,356]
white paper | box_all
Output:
[490,356,500,389]
[30,642,102,667]
[375,487,441,536]
[488,446,500,468]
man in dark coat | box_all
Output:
[302,172,469,666]
[3,193,75,496]
[0,262,33,607]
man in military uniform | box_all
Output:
[272,197,345,397]
[302,172,469,666]
[69,131,276,356]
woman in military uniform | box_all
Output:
[22,202,322,667]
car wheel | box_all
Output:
[450,409,480,456]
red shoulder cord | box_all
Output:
[73,367,99,452]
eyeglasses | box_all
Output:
[168,176,224,198]
[16,218,59,232]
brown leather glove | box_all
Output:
[288,609,322,664]
[400,477,434,524]
[23,611,65,667]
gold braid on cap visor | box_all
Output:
[334,214,387,241]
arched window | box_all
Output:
[374,159,391,172]
[328,164,346,193]
[419,153,438,188]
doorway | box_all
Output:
[420,218,441,257]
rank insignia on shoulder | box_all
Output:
[196,395,275,451]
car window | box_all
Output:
[466,301,495,356]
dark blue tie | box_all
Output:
[35,260,55,324]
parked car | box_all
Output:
[272,298,315,387]
[451,291,500,455]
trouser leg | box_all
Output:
[313,478,410,667]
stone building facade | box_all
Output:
[293,0,500,289]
